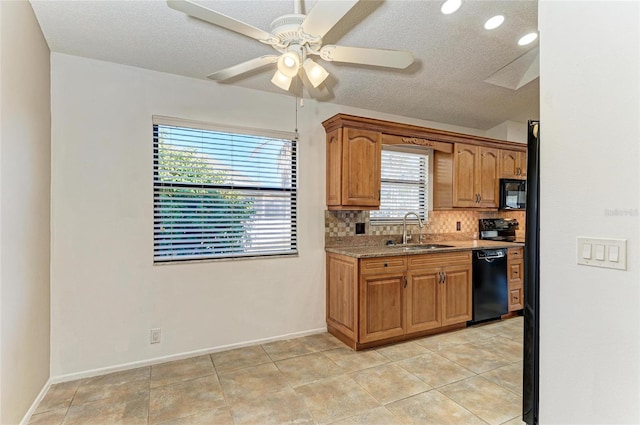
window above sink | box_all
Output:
[370,145,433,225]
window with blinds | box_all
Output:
[153,118,297,262]
[370,146,430,223]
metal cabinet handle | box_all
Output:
[404,276,408,288]
[438,271,446,284]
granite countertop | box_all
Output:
[325,240,525,258]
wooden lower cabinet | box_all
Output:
[359,272,405,343]
[507,247,524,311]
[407,252,473,332]
[406,270,440,333]
[326,253,358,341]
[441,264,473,326]
[327,251,472,349]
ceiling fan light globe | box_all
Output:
[303,58,329,88]
[271,70,292,91]
[277,52,300,78]
[283,56,296,68]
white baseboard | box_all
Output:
[19,378,52,425]
[50,327,327,384]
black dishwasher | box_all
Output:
[471,249,508,323]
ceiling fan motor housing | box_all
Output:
[270,14,320,51]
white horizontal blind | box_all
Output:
[153,122,297,262]
[370,147,428,222]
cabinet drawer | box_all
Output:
[508,247,523,259]
[509,287,524,311]
[509,261,523,281]
[360,256,407,275]
[408,251,472,270]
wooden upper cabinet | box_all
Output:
[452,144,478,207]
[478,147,499,208]
[453,143,499,208]
[325,126,381,210]
[326,129,343,206]
[342,128,381,207]
[323,114,527,211]
[500,149,527,179]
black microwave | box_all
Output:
[499,179,526,210]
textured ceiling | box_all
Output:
[30,0,539,130]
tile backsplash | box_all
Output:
[325,209,526,247]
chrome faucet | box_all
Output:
[403,212,424,245]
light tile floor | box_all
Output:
[30,317,525,425]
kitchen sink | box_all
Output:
[387,243,454,251]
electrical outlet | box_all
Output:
[355,222,365,235]
[150,328,161,344]
[456,221,461,231]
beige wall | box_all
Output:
[539,1,640,423]
[49,53,486,379]
[486,120,527,144]
[0,1,51,423]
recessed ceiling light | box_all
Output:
[484,15,504,30]
[441,0,462,15]
[518,32,538,46]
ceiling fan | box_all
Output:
[167,0,414,95]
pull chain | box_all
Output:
[294,95,299,141]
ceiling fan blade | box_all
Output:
[207,55,279,81]
[319,45,414,69]
[300,0,359,39]
[167,0,278,44]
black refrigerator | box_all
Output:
[523,120,540,425]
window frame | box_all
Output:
[152,116,298,264]
[369,145,433,225]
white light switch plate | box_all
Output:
[577,237,627,270]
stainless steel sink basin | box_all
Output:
[387,243,454,251]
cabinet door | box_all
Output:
[341,128,381,207]
[359,273,405,343]
[501,150,527,179]
[441,265,472,326]
[453,144,479,207]
[518,152,527,178]
[500,150,520,178]
[478,147,499,208]
[406,270,441,333]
